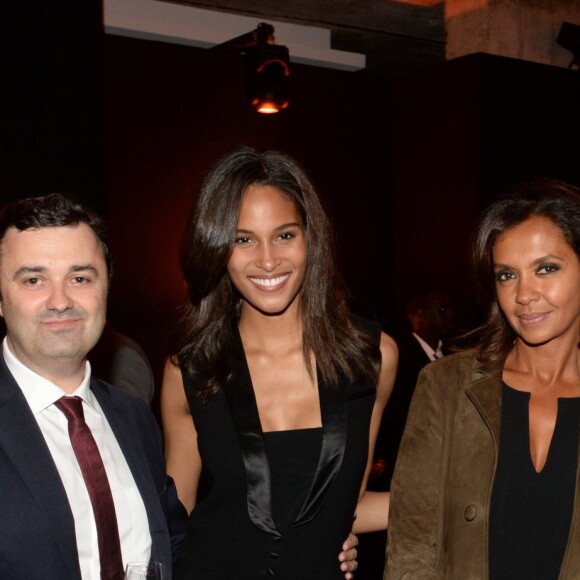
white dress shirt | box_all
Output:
[3,338,151,579]
[412,332,444,362]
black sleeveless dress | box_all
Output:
[489,384,580,580]
[173,320,380,579]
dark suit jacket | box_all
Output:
[393,333,433,414]
[374,333,437,488]
[0,355,186,580]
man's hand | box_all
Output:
[338,532,358,579]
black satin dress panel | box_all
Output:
[489,384,580,580]
[173,319,381,579]
[263,428,322,530]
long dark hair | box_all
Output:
[471,177,580,361]
[174,146,380,399]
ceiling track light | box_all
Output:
[212,22,290,114]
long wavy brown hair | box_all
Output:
[471,177,580,361]
[173,146,380,400]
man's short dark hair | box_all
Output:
[0,193,112,276]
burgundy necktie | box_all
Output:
[55,396,125,580]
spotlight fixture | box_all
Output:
[246,23,290,114]
[557,21,580,70]
[212,22,290,114]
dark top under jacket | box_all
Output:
[489,384,580,580]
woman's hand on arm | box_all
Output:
[160,358,202,514]
[338,532,359,580]
[352,331,398,534]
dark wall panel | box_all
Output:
[389,53,580,335]
[2,2,104,209]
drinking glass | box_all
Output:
[124,561,164,580]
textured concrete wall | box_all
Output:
[446,0,580,68]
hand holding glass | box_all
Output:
[124,561,164,579]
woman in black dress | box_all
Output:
[162,147,395,579]
[386,178,580,579]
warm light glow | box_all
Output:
[252,99,289,115]
[255,99,289,114]
[257,103,281,114]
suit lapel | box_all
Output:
[91,380,167,538]
[410,335,432,366]
[223,334,280,537]
[464,358,504,447]
[224,328,347,536]
[291,367,346,527]
[0,357,80,577]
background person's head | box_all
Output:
[406,291,455,348]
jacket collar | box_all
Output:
[464,356,505,447]
[223,327,346,537]
[90,378,169,539]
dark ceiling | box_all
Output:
[160,0,447,76]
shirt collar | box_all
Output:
[2,337,96,415]
[412,333,444,362]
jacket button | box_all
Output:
[464,504,477,521]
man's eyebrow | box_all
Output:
[71,264,100,276]
[12,266,45,280]
[12,264,101,281]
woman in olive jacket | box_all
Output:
[386,178,580,580]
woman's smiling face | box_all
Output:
[493,215,580,348]
[227,184,307,317]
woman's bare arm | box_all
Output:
[160,358,202,514]
[352,331,398,533]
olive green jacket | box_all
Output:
[385,350,580,579]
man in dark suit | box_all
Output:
[373,291,455,489]
[0,194,186,579]
[395,291,455,403]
